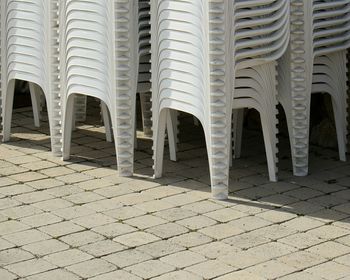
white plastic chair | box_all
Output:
[138,0,152,137]
[1,0,61,155]
[277,0,350,176]
[151,0,290,199]
[60,0,138,176]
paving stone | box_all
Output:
[154,207,196,222]
[92,222,137,238]
[72,213,115,228]
[191,241,239,260]
[44,185,83,198]
[32,198,73,211]
[246,242,297,261]
[277,251,327,270]
[152,270,203,280]
[0,238,15,251]
[57,173,94,184]
[279,231,325,250]
[307,241,350,259]
[59,230,105,247]
[83,199,123,212]
[177,215,217,230]
[126,260,175,279]
[72,179,113,192]
[104,206,146,220]
[146,222,189,239]
[286,201,324,215]
[181,200,223,214]
[0,184,35,196]
[3,229,50,246]
[215,270,266,280]
[113,232,160,247]
[25,268,81,280]
[40,166,75,177]
[204,207,248,222]
[44,249,93,267]
[169,232,213,248]
[53,206,96,220]
[67,259,116,278]
[22,239,70,256]
[14,191,54,204]
[284,187,324,200]
[125,214,168,230]
[199,223,244,240]
[223,231,270,249]
[9,172,47,183]
[80,240,126,257]
[245,260,297,279]
[88,270,141,280]
[337,235,350,247]
[0,177,18,187]
[0,197,22,210]
[281,216,325,231]
[278,271,325,280]
[26,178,64,190]
[228,216,273,232]
[65,192,105,205]
[0,248,34,266]
[0,269,17,280]
[20,213,63,227]
[256,210,297,223]
[103,249,152,268]
[134,200,174,213]
[185,260,234,279]
[334,253,350,266]
[161,193,204,207]
[141,185,185,199]
[5,258,56,277]
[137,240,185,258]
[0,220,30,235]
[112,193,155,206]
[306,261,350,280]
[218,249,268,269]
[160,250,206,268]
[39,221,84,237]
[307,225,350,240]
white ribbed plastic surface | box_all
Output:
[60,0,138,176]
[278,0,350,177]
[1,0,61,155]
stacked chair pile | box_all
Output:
[0,0,349,200]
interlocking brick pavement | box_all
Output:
[0,106,350,279]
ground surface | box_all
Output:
[0,106,350,280]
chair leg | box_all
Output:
[62,95,76,160]
[232,108,244,159]
[167,109,177,162]
[2,80,16,142]
[101,101,113,142]
[75,95,87,122]
[332,97,347,162]
[327,51,348,162]
[208,113,231,200]
[140,91,152,137]
[260,109,278,182]
[29,83,41,128]
[153,108,168,178]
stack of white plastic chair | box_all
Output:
[60,0,138,176]
[0,0,61,155]
[138,0,152,137]
[278,0,350,176]
[151,0,290,199]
